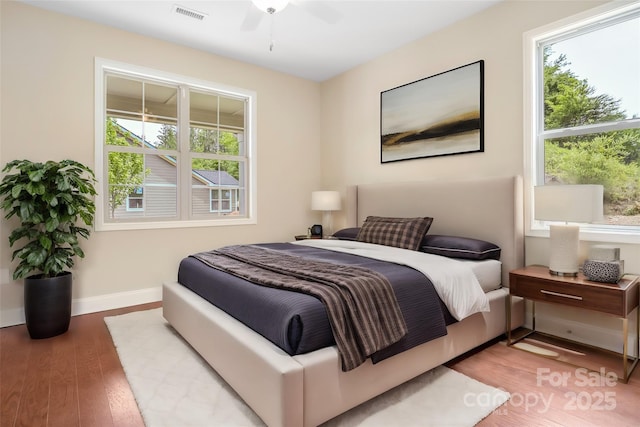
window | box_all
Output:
[524,2,640,242]
[210,189,235,213]
[94,59,257,230]
[126,187,144,212]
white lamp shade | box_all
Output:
[534,184,603,223]
[311,191,341,211]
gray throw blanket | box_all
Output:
[192,244,408,371]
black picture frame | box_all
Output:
[380,60,484,163]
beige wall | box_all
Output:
[0,1,323,324]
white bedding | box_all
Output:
[462,259,502,293]
[292,239,490,320]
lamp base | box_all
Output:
[549,269,578,277]
[548,224,580,276]
[322,211,334,237]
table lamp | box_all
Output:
[534,184,603,276]
[311,191,341,237]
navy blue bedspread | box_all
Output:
[177,242,456,363]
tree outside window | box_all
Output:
[105,118,146,218]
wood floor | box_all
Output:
[1,303,158,427]
[447,341,640,426]
[1,303,638,427]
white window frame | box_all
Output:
[94,58,257,231]
[523,1,640,244]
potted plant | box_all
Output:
[0,159,97,339]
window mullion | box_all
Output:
[179,86,191,220]
[534,44,546,187]
[542,118,640,139]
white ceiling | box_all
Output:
[19,0,503,82]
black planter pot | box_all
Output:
[24,272,72,339]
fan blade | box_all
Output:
[292,0,341,24]
[241,3,264,31]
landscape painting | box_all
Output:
[381,60,484,163]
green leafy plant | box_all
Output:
[0,159,97,280]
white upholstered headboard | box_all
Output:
[345,176,524,287]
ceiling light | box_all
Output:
[252,0,290,14]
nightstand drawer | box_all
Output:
[511,276,623,315]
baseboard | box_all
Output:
[0,286,162,328]
[72,286,162,317]
[0,308,26,328]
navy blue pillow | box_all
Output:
[332,227,360,241]
[420,235,501,260]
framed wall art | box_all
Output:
[380,60,484,163]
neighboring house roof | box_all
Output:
[114,121,157,150]
[113,121,239,187]
[193,170,238,187]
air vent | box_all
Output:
[173,4,208,21]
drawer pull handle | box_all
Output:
[540,289,583,300]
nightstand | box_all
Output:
[294,235,322,240]
[507,265,639,383]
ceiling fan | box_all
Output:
[241,0,341,32]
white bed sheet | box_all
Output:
[462,259,502,293]
[292,239,489,321]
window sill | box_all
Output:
[95,217,257,232]
[527,227,640,245]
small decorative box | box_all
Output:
[588,245,620,261]
[583,259,624,283]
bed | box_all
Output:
[162,175,525,427]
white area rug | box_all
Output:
[105,308,509,427]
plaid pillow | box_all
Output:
[356,216,433,251]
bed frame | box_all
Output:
[163,175,525,427]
